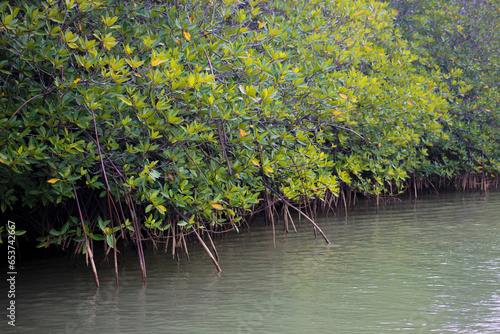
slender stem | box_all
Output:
[205,50,232,175]
[174,208,222,272]
[126,191,147,285]
[182,146,217,188]
[192,227,222,272]
[89,106,111,193]
[89,105,121,286]
[265,184,331,245]
[258,142,275,248]
[330,124,368,144]
[204,50,215,76]
[216,120,232,175]
[73,184,100,287]
[204,224,220,262]
[0,90,53,139]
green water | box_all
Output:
[3,191,500,333]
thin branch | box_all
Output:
[204,50,233,175]
[0,90,54,138]
[192,227,222,272]
[73,184,100,287]
[330,124,368,144]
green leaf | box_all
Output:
[92,234,105,241]
[61,222,69,234]
[106,234,114,248]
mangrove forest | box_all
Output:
[1,0,499,285]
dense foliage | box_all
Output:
[389,0,500,181]
[0,0,498,278]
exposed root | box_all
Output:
[15,172,499,284]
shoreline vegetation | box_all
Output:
[1,0,499,286]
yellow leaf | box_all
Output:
[134,73,142,77]
[236,173,240,179]
[183,31,191,41]
[106,227,112,233]
[407,101,412,106]
[168,174,174,181]
[265,166,274,173]
[47,178,61,184]
[118,96,133,106]
[102,34,117,50]
[240,129,247,137]
[364,45,371,51]
[0,158,4,163]
[211,203,222,210]
[258,21,263,29]
[157,205,167,212]
[151,59,159,67]
[339,94,347,99]
[378,142,382,147]
[251,158,260,166]
[73,78,81,84]
[187,75,195,87]
[333,110,342,116]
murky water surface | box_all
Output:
[3,191,500,333]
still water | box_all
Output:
[3,191,500,333]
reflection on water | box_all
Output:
[2,191,500,333]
